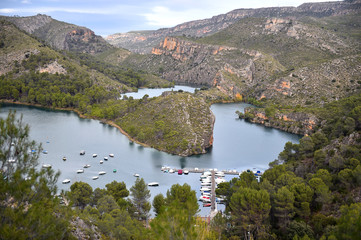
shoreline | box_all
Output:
[0,99,150,149]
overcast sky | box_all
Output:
[0,0,341,36]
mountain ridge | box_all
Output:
[106,0,361,53]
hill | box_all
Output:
[106,0,361,54]
[122,11,361,107]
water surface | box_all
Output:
[0,102,300,215]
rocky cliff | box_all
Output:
[124,8,361,106]
[106,0,361,53]
[240,108,319,135]
[1,14,113,54]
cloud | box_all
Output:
[0,8,16,14]
[142,6,218,27]
[21,0,31,4]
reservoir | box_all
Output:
[0,97,300,215]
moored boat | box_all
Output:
[62,156,66,161]
[109,153,114,157]
[178,169,183,175]
[92,176,99,180]
[42,164,52,168]
[99,171,106,175]
[134,173,140,177]
[100,160,103,164]
[62,179,70,184]
[80,150,85,155]
[113,169,117,173]
[148,182,159,187]
[92,154,97,158]
[83,164,91,168]
[104,157,108,161]
[184,170,189,175]
[76,169,84,174]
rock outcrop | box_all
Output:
[1,14,113,54]
[241,108,319,136]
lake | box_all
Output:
[0,96,300,216]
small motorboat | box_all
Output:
[202,192,211,196]
[169,169,175,173]
[184,170,189,175]
[80,150,85,155]
[134,173,140,177]
[92,154,97,158]
[215,171,225,177]
[203,171,212,176]
[62,157,67,161]
[42,164,52,168]
[99,171,106,175]
[92,176,99,180]
[199,196,210,202]
[201,182,211,186]
[100,160,104,164]
[113,169,117,173]
[148,182,159,187]
[200,187,211,192]
[104,157,108,161]
[42,150,48,154]
[76,169,84,174]
[109,153,114,157]
[215,178,226,184]
[178,169,183,175]
[62,179,71,184]
[83,164,91,168]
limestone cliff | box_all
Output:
[240,108,319,136]
[106,0,361,53]
[1,14,113,54]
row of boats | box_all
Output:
[199,171,226,207]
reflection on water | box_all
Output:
[0,102,300,216]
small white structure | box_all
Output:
[148,182,159,187]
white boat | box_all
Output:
[169,169,175,173]
[200,174,211,180]
[99,171,106,175]
[80,150,85,155]
[200,187,211,192]
[92,176,99,180]
[134,173,140,177]
[201,182,211,186]
[62,156,67,161]
[215,171,225,177]
[76,169,84,174]
[104,157,108,161]
[203,171,212,176]
[92,154,97,158]
[8,159,16,163]
[148,182,159,187]
[202,192,211,196]
[184,170,189,175]
[42,150,48,154]
[42,164,52,168]
[215,178,226,184]
[100,160,104,164]
[83,164,91,168]
[199,196,211,202]
[201,178,212,183]
[109,153,114,157]
[62,179,70,184]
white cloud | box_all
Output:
[21,0,31,4]
[0,8,16,14]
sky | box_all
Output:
[0,0,341,36]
